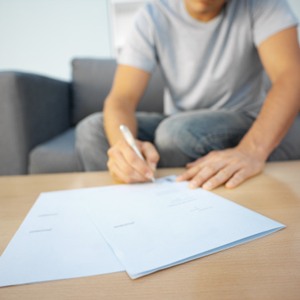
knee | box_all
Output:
[154,112,219,166]
[75,113,105,150]
[154,116,198,167]
[155,117,184,153]
[75,113,110,171]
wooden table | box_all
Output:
[0,162,299,300]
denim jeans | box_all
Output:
[75,110,300,171]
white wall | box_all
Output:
[109,0,147,55]
[288,0,300,17]
[0,0,112,81]
[288,0,300,41]
[1,0,300,81]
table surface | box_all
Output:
[0,162,299,300]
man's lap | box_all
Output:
[75,110,300,171]
[76,110,265,170]
[75,112,164,171]
[154,110,255,167]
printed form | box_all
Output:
[0,176,285,285]
[81,176,285,279]
[0,188,124,287]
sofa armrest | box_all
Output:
[0,72,71,175]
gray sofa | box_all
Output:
[0,58,164,176]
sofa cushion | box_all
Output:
[28,128,81,174]
[71,58,164,125]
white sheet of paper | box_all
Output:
[80,176,285,279]
[0,188,124,287]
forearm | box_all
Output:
[103,95,137,146]
[238,70,300,160]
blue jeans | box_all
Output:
[75,110,300,171]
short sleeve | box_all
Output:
[117,4,157,73]
[250,0,298,47]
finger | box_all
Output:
[202,165,240,190]
[108,147,149,183]
[140,141,160,171]
[188,163,223,189]
[186,150,220,169]
[108,160,128,183]
[119,140,154,180]
[108,160,141,184]
[186,156,206,168]
[108,158,148,183]
[225,168,250,189]
[176,165,201,182]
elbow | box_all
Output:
[103,93,136,114]
[272,66,300,87]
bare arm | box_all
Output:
[177,27,300,190]
[238,27,300,159]
[103,65,159,183]
[103,65,150,145]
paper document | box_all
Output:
[81,176,285,279]
[0,189,124,287]
[0,176,285,285]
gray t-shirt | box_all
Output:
[118,0,298,116]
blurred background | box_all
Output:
[0,0,147,81]
[1,0,300,177]
[1,0,300,81]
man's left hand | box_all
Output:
[176,147,265,190]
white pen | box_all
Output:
[119,125,156,182]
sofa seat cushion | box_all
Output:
[28,128,81,174]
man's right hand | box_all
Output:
[107,139,159,184]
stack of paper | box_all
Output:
[80,176,285,279]
[0,189,124,287]
[0,176,285,286]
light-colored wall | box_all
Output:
[0,0,112,81]
[109,0,147,55]
[288,0,300,40]
[0,0,300,81]
[288,0,300,19]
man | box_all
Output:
[76,0,300,190]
